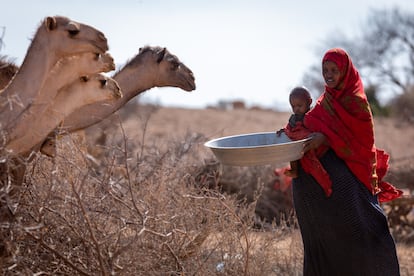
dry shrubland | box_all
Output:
[1,103,414,275]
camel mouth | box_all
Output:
[177,74,196,92]
[92,42,109,54]
[186,83,196,91]
[97,46,109,54]
[184,78,196,91]
[95,32,109,53]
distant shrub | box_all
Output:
[365,85,391,117]
[389,85,414,122]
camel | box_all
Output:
[7,52,115,144]
[5,74,122,155]
[0,73,121,240]
[40,46,196,155]
[0,17,115,251]
[0,16,108,132]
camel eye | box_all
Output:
[68,29,80,36]
[99,79,107,87]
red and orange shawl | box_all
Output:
[304,48,402,203]
[284,118,332,197]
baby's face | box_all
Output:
[290,96,309,115]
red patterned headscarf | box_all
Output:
[304,48,402,202]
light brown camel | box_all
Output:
[0,16,108,132]
[40,46,196,156]
[6,74,122,155]
[7,52,115,144]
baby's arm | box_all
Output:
[276,128,285,136]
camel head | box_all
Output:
[76,74,123,103]
[121,46,196,92]
[39,16,109,56]
[52,52,115,78]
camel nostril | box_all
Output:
[94,53,101,61]
[115,87,122,98]
[100,79,107,87]
[80,76,89,82]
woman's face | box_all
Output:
[322,61,343,89]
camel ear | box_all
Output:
[45,16,57,31]
[156,48,166,63]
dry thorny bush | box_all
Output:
[0,121,302,275]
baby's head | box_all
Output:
[289,86,312,115]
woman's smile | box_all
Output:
[323,60,342,89]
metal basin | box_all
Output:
[204,132,310,166]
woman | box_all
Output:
[294,48,402,276]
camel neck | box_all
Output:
[114,66,156,105]
[0,28,56,129]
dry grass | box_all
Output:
[1,103,413,275]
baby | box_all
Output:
[278,86,312,178]
[277,86,332,197]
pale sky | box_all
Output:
[2,0,414,111]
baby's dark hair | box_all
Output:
[289,86,312,105]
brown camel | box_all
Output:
[0,73,121,247]
[6,74,122,155]
[0,16,108,133]
[0,16,113,203]
[7,52,115,144]
[0,18,115,251]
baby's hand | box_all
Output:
[276,129,285,137]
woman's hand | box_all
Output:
[303,132,327,153]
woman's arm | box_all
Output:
[303,132,327,153]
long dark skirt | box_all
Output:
[292,150,400,276]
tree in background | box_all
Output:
[302,7,414,119]
[357,8,414,94]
